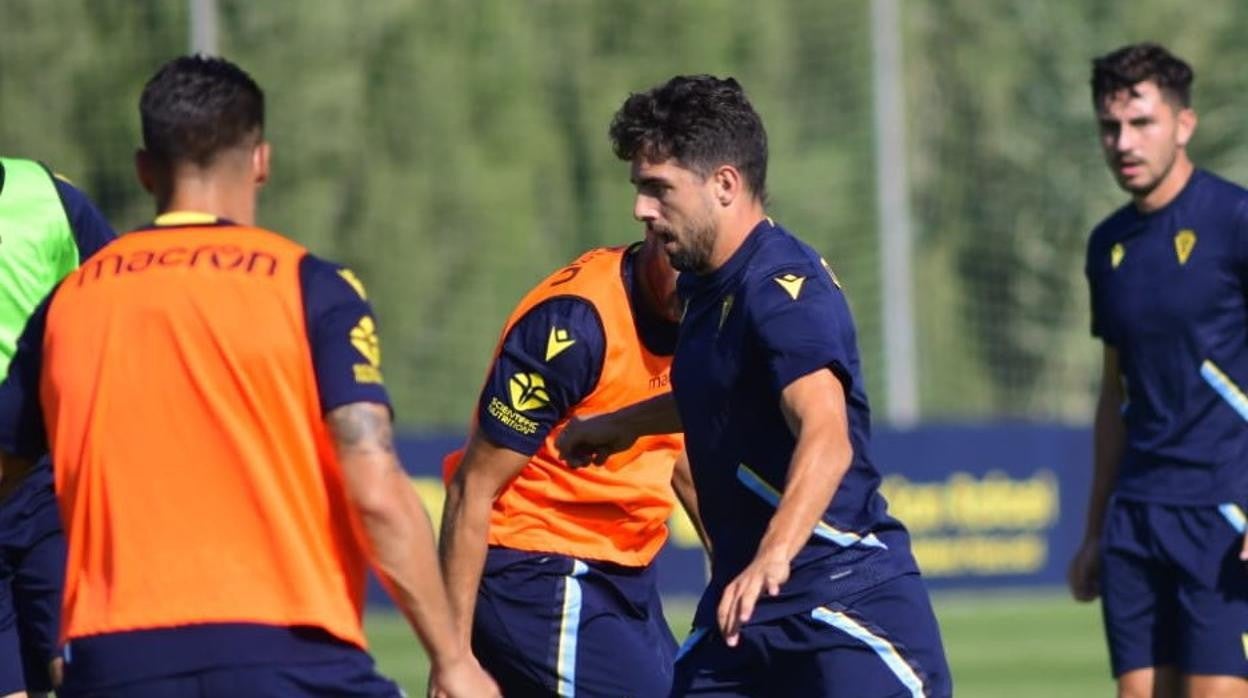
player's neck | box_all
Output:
[158,175,258,227]
[706,204,768,274]
[634,241,680,322]
[1134,154,1194,214]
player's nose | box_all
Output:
[633,193,658,223]
[1114,127,1136,152]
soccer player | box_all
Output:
[438,232,704,696]
[0,157,114,698]
[1068,43,1248,698]
[557,75,951,697]
[0,56,497,697]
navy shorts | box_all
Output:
[1100,498,1248,677]
[56,652,401,698]
[472,547,678,697]
[670,573,951,697]
[0,464,65,694]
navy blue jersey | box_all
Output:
[1086,170,1248,504]
[476,248,676,455]
[674,220,917,627]
[476,297,607,455]
[0,218,391,458]
[297,255,393,414]
[53,177,115,261]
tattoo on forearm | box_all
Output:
[327,403,396,455]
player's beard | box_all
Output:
[665,218,718,274]
[1119,148,1177,199]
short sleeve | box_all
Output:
[476,297,606,456]
[54,177,116,262]
[748,264,855,394]
[0,295,51,458]
[299,255,392,414]
[1234,196,1248,288]
[1085,235,1109,342]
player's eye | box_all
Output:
[639,181,668,198]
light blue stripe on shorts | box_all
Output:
[555,560,589,697]
[811,606,925,698]
[1219,503,1247,534]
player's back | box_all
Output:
[41,219,368,647]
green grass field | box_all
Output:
[365,587,1113,696]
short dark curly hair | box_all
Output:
[140,55,265,167]
[609,75,768,202]
[1091,43,1194,108]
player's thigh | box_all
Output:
[1169,504,1248,679]
[1116,666,1179,698]
[796,574,951,698]
[12,528,66,694]
[0,585,24,697]
[475,563,677,697]
[471,564,566,694]
[670,627,763,697]
[1101,501,1180,677]
[1185,674,1248,698]
[573,581,678,697]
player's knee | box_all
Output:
[46,657,61,689]
[1116,666,1177,698]
[1185,674,1248,698]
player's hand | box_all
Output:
[717,553,790,648]
[1239,532,1248,563]
[427,653,500,698]
[1067,538,1100,602]
[555,415,637,468]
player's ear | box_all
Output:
[134,149,155,195]
[711,165,743,207]
[253,141,271,187]
[1175,107,1197,148]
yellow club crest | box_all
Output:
[508,372,551,412]
[774,273,806,300]
[337,268,368,299]
[1175,229,1197,265]
[1111,243,1125,269]
[545,327,576,361]
[349,316,381,367]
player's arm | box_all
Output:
[1068,343,1125,601]
[718,366,851,645]
[717,263,855,646]
[53,176,117,263]
[327,404,485,680]
[439,433,530,645]
[0,295,52,499]
[439,297,605,642]
[557,392,682,467]
[300,256,496,696]
[671,450,711,554]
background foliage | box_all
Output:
[5,0,1246,429]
